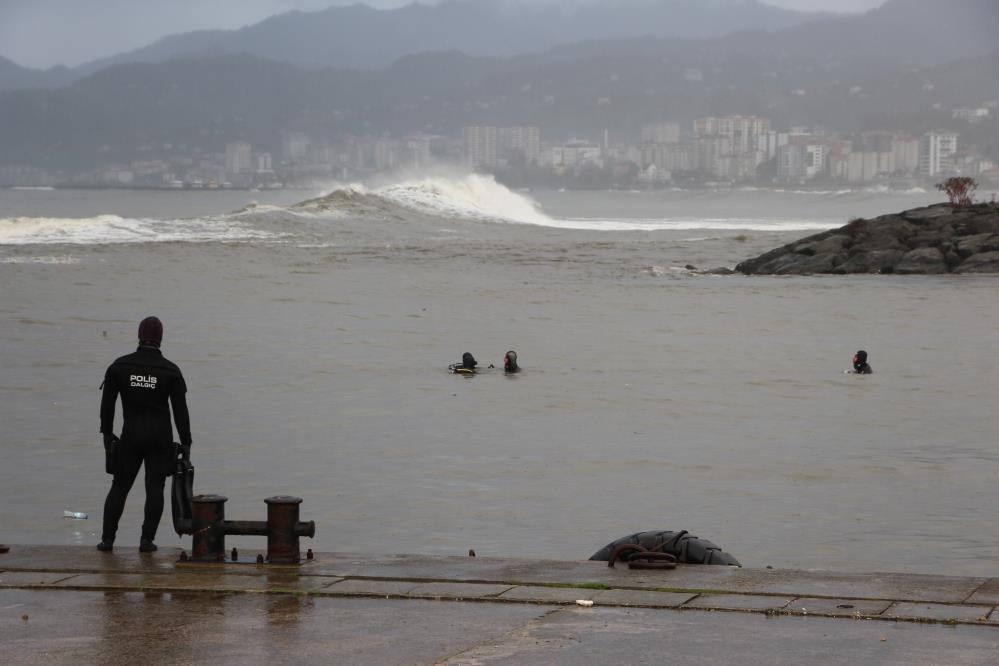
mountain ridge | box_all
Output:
[1,0,821,90]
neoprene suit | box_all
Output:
[100,346,192,543]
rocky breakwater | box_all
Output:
[736,202,999,275]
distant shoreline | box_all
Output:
[7,183,993,195]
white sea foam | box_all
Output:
[374,173,553,225]
[0,214,278,246]
[516,217,839,232]
[304,175,840,232]
[0,255,80,264]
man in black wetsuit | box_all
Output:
[98,316,192,553]
[852,350,873,375]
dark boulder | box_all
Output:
[895,247,948,274]
[955,250,999,274]
[737,203,999,275]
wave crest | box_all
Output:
[0,214,276,246]
[296,174,552,225]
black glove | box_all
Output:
[178,443,191,462]
[103,433,119,475]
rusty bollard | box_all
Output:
[191,494,228,562]
[265,496,315,564]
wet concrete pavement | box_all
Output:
[1,546,997,664]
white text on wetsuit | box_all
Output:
[130,374,158,389]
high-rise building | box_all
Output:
[463,126,498,168]
[641,122,680,145]
[499,127,541,164]
[778,141,827,180]
[255,153,273,174]
[695,116,771,154]
[919,131,958,177]
[404,135,433,169]
[224,141,253,175]
[843,152,895,182]
[281,132,310,165]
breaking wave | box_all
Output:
[0,214,279,246]
[297,175,838,231]
[296,173,553,225]
[1,174,862,246]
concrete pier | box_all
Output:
[2,545,997,664]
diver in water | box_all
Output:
[98,317,192,553]
[503,350,520,373]
[449,352,478,375]
[850,350,873,374]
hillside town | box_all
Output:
[2,107,996,191]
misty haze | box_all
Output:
[1,2,999,657]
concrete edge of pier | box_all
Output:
[2,545,998,627]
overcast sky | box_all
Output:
[0,0,886,69]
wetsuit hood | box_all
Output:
[138,316,163,348]
[504,350,519,373]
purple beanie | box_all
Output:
[138,316,163,345]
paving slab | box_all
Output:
[4,544,999,664]
[965,578,999,605]
[0,545,182,574]
[0,571,78,587]
[0,588,553,666]
[683,593,793,611]
[408,582,513,599]
[786,597,892,617]
[663,567,986,604]
[1,547,986,606]
[440,606,999,666]
[48,572,335,594]
[884,602,993,623]
[498,586,600,604]
[323,579,422,596]
[592,588,696,608]
[296,553,986,604]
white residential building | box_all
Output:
[281,132,310,165]
[256,153,273,174]
[551,140,603,169]
[641,122,680,145]
[463,126,498,168]
[919,131,958,177]
[224,141,253,175]
[892,136,920,174]
[499,126,541,164]
[695,116,771,155]
[778,141,827,180]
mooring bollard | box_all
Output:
[265,496,316,564]
[182,493,315,564]
[191,494,228,562]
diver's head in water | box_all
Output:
[504,350,519,373]
[462,352,477,370]
[853,350,868,372]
